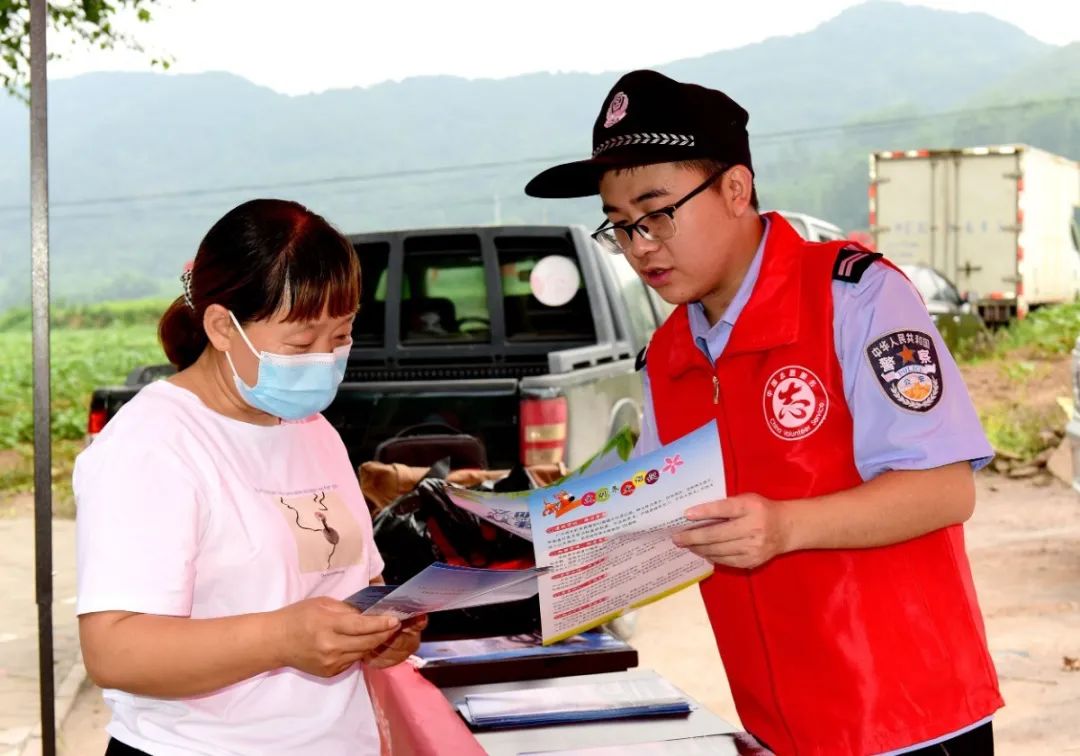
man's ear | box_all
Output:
[723,165,755,215]
[203,304,235,352]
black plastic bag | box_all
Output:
[371,458,540,638]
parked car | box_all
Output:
[88,225,669,472]
[777,211,847,243]
[899,263,988,351]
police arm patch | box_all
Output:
[865,329,943,412]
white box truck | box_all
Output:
[869,145,1080,324]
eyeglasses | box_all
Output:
[591,167,728,254]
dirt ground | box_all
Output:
[961,352,1072,412]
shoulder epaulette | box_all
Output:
[832,246,883,284]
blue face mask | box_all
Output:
[225,312,350,421]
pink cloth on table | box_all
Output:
[365,663,487,756]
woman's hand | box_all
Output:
[274,597,401,677]
[362,614,428,669]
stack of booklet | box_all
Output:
[413,630,638,687]
[454,676,691,731]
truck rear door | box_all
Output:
[953,151,1020,302]
[873,153,941,267]
[875,150,1020,307]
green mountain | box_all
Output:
[0,1,1075,311]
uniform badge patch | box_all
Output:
[866,330,943,412]
[604,91,629,128]
[762,365,829,441]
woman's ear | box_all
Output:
[203,304,235,352]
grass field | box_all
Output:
[0,316,165,517]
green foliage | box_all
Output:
[980,402,1062,460]
[0,314,165,516]
[2,3,1077,313]
[0,321,163,448]
[955,302,1080,465]
[564,426,638,482]
[990,303,1080,359]
[0,0,171,100]
[954,302,1080,364]
[0,297,171,331]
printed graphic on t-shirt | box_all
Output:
[274,488,364,574]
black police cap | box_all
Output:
[526,69,753,199]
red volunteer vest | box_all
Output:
[647,213,1002,755]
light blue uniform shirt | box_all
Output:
[633,220,993,480]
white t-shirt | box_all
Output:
[74,381,385,756]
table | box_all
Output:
[439,668,742,756]
[366,663,764,756]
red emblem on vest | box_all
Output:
[763,365,829,440]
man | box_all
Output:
[525,70,1002,755]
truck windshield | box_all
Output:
[400,246,491,345]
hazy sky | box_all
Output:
[44,0,1080,95]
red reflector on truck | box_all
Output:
[521,396,568,466]
[88,408,108,435]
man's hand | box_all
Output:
[672,494,792,570]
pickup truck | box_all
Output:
[88,225,673,470]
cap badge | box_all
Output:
[604,92,629,128]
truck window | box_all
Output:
[495,236,596,343]
[401,235,490,344]
[353,241,389,346]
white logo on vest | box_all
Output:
[762,365,830,441]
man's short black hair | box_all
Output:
[677,159,759,211]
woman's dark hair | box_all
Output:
[158,199,360,369]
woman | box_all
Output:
[75,199,425,755]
